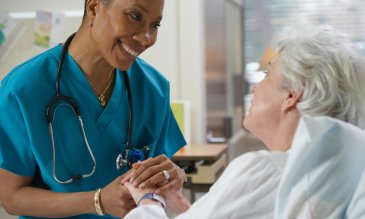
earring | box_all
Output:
[90,20,94,28]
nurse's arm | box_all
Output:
[0,168,95,217]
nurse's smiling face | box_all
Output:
[88,0,164,70]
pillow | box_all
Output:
[275,116,365,219]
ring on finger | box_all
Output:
[162,170,170,180]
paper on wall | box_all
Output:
[34,10,65,48]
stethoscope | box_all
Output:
[46,33,149,184]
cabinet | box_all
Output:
[205,0,245,142]
[173,144,228,202]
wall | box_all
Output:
[140,0,206,144]
[0,0,206,144]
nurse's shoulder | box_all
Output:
[0,44,62,93]
[131,57,169,89]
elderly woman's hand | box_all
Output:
[122,155,186,195]
[123,181,156,205]
[124,180,191,215]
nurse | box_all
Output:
[0,0,186,218]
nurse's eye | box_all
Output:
[152,22,161,30]
[128,12,142,22]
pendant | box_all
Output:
[99,94,106,107]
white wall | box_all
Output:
[0,0,206,144]
[177,0,206,144]
[141,0,207,144]
[0,0,84,12]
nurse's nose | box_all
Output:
[133,26,154,48]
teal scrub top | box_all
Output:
[0,44,186,219]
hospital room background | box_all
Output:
[1,0,365,218]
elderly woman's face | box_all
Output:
[243,56,289,146]
[90,0,164,70]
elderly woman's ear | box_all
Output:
[282,90,302,111]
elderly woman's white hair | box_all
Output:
[273,24,365,128]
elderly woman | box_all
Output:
[122,24,365,219]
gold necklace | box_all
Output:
[68,50,114,107]
[89,70,114,107]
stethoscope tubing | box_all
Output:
[122,71,133,162]
[47,32,134,183]
[49,104,96,184]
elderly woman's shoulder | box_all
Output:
[224,150,288,178]
[209,150,287,194]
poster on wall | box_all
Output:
[171,101,191,145]
[0,12,25,63]
[0,13,17,47]
[34,10,65,48]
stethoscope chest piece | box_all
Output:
[116,153,129,170]
[116,146,150,170]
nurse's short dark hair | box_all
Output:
[83,0,114,19]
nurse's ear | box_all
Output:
[85,0,99,25]
[282,89,303,111]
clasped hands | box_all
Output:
[99,154,189,218]
[123,154,185,194]
[123,154,191,215]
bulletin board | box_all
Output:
[0,0,84,79]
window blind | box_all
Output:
[244,0,365,64]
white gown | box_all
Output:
[125,150,288,219]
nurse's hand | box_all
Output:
[99,171,136,218]
[122,155,186,195]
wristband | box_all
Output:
[137,193,166,209]
[94,188,105,216]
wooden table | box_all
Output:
[173,144,228,202]
[173,143,228,161]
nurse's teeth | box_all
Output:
[122,44,138,57]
